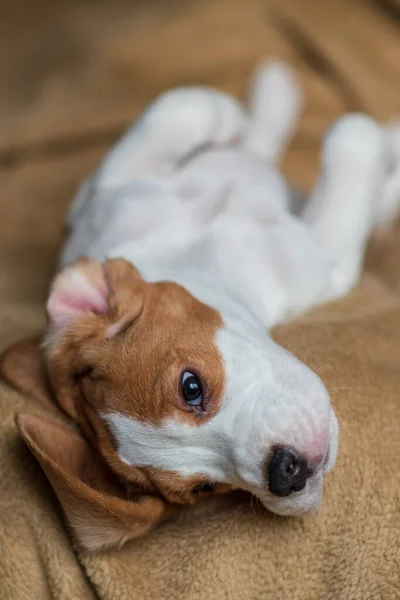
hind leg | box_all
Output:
[302,114,389,300]
[97,88,248,186]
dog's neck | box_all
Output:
[104,223,285,337]
[118,250,265,333]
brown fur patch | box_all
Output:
[44,258,226,504]
[16,412,172,552]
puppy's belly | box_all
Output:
[178,216,330,327]
[167,147,290,219]
[62,148,290,267]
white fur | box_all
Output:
[61,61,398,514]
[244,60,303,162]
[104,325,339,514]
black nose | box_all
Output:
[268,447,310,497]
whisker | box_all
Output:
[250,494,257,515]
[327,385,368,393]
[315,363,328,375]
[300,348,313,366]
[281,336,299,353]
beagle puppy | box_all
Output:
[2,61,400,552]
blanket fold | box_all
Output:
[0,0,399,598]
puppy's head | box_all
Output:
[2,258,339,551]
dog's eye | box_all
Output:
[193,482,216,494]
[181,371,202,406]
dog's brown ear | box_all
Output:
[0,337,54,409]
[16,412,171,552]
[43,257,144,420]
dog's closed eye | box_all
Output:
[192,482,216,494]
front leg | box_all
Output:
[302,114,389,301]
[97,88,248,187]
[243,60,303,164]
[64,86,249,248]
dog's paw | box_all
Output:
[323,114,388,169]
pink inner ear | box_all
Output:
[47,267,109,327]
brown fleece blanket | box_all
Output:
[1,0,399,598]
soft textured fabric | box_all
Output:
[0,0,399,598]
